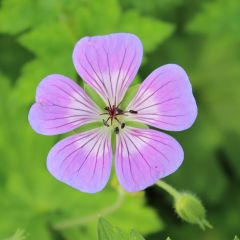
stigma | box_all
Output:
[101,100,138,134]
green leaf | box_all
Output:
[120,0,183,18]
[108,192,162,235]
[129,229,145,240]
[3,229,27,240]
[98,219,146,240]
[119,10,175,52]
[98,218,128,240]
[18,21,76,58]
[187,0,240,39]
[0,0,85,34]
[0,0,41,34]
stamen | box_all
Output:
[129,110,138,114]
[116,107,124,114]
[114,127,119,134]
[115,117,121,124]
[107,99,112,111]
[103,119,109,127]
[102,103,126,130]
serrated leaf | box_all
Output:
[0,0,85,34]
[98,218,128,240]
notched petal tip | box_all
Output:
[28,74,101,136]
[72,33,143,106]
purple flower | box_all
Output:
[29,33,197,193]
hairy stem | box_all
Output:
[156,180,180,199]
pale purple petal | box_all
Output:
[28,74,101,135]
[73,33,143,106]
[115,127,183,192]
[126,64,197,131]
[47,128,112,193]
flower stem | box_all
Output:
[156,180,180,199]
[52,188,125,230]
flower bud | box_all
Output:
[174,192,212,230]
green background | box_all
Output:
[0,0,239,239]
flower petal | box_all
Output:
[126,64,197,131]
[47,128,112,193]
[73,33,143,106]
[28,74,101,135]
[115,127,183,192]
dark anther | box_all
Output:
[104,106,110,111]
[116,107,124,114]
[129,110,138,114]
[103,119,109,127]
[121,123,125,129]
[114,127,119,134]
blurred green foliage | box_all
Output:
[98,218,145,240]
[0,0,239,239]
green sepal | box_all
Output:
[126,121,149,129]
[111,133,116,156]
[83,82,140,112]
[84,83,106,109]
[73,122,102,134]
[119,84,140,110]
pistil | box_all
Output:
[101,101,138,133]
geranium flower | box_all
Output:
[29,33,197,193]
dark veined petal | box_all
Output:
[73,33,143,106]
[126,64,197,131]
[28,74,101,135]
[47,128,112,193]
[115,127,183,192]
